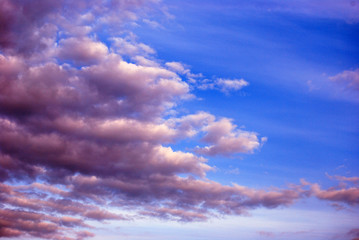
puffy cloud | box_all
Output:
[133,55,160,67]
[0,182,128,238]
[112,37,156,56]
[0,0,332,239]
[0,0,160,56]
[215,78,249,93]
[81,55,189,119]
[0,0,62,55]
[57,37,108,65]
[168,111,216,138]
[311,184,359,205]
[60,175,305,220]
[0,55,266,238]
[0,207,88,239]
[165,61,189,74]
[0,120,212,181]
[196,118,262,156]
[0,183,125,221]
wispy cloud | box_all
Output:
[329,68,359,97]
[198,78,249,93]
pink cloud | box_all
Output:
[0,1,351,239]
[0,12,286,236]
[301,179,359,206]
[329,68,359,97]
[112,37,156,57]
[257,231,275,237]
[57,37,108,65]
[196,118,262,156]
[311,184,359,205]
[326,173,359,184]
[348,228,359,240]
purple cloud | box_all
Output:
[0,1,356,239]
[329,68,359,97]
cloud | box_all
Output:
[143,18,163,29]
[0,0,160,56]
[0,0,348,239]
[112,36,156,56]
[215,78,249,92]
[329,68,359,96]
[311,184,359,205]
[0,0,62,55]
[257,231,275,237]
[57,37,108,65]
[348,228,359,240]
[165,61,190,74]
[326,173,359,184]
[301,179,359,206]
[196,118,262,156]
[198,78,249,93]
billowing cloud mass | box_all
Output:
[195,117,260,156]
[0,0,358,239]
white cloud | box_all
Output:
[198,78,249,93]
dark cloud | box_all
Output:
[0,0,62,55]
[348,228,359,240]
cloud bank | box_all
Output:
[0,0,358,239]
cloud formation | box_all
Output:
[0,0,357,239]
[329,68,359,96]
[196,117,261,156]
[198,78,249,93]
[302,179,359,206]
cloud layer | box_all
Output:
[0,0,358,239]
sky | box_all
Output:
[0,0,358,239]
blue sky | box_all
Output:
[0,0,358,239]
[133,0,359,185]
